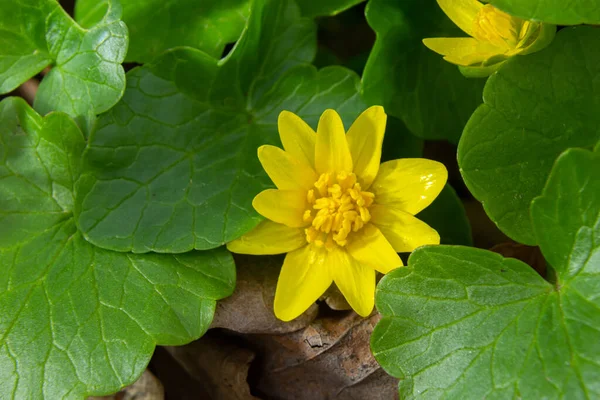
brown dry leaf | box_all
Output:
[88,369,163,400]
[211,254,318,334]
[164,332,260,400]
[247,311,399,400]
[322,286,351,311]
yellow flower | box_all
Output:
[227,107,447,321]
[423,0,555,77]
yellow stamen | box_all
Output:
[304,172,375,250]
[303,209,313,222]
[307,189,316,204]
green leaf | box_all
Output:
[0,97,235,398]
[296,0,364,17]
[372,148,600,398]
[458,27,600,245]
[418,185,472,246]
[74,0,250,63]
[490,0,600,25]
[0,1,53,94]
[380,116,424,162]
[0,0,127,127]
[362,0,485,144]
[531,148,600,279]
[76,0,366,253]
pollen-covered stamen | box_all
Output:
[472,4,525,50]
[304,172,374,250]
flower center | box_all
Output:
[472,4,526,50]
[303,172,374,250]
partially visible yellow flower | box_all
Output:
[423,0,555,77]
[227,107,447,321]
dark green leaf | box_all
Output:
[491,0,600,25]
[74,0,250,62]
[372,147,600,398]
[0,98,235,398]
[380,116,424,162]
[418,185,472,246]
[76,0,366,253]
[458,27,600,245]
[362,0,485,144]
[380,118,470,247]
[0,0,127,127]
[379,118,470,247]
[296,0,364,17]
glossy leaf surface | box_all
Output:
[76,0,366,253]
[75,0,249,62]
[363,0,485,144]
[0,98,235,399]
[459,27,600,245]
[372,148,600,398]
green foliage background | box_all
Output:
[0,0,598,398]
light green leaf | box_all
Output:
[458,27,600,245]
[372,148,600,398]
[531,148,600,279]
[418,185,472,246]
[0,0,127,127]
[490,0,600,25]
[74,0,250,63]
[0,0,53,94]
[362,0,485,144]
[76,0,366,253]
[296,0,364,17]
[0,97,235,399]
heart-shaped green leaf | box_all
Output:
[0,97,235,399]
[74,0,250,63]
[458,27,600,245]
[490,0,600,25]
[371,148,600,398]
[0,0,127,128]
[362,0,485,144]
[75,0,367,253]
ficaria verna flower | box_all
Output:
[423,0,555,77]
[227,107,447,321]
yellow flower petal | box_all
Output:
[423,37,505,66]
[274,245,332,321]
[278,111,316,168]
[330,248,375,317]
[253,189,308,227]
[370,159,447,215]
[315,109,353,175]
[437,0,483,36]
[226,220,306,255]
[258,145,317,191]
[371,205,440,253]
[347,224,403,274]
[346,106,386,189]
